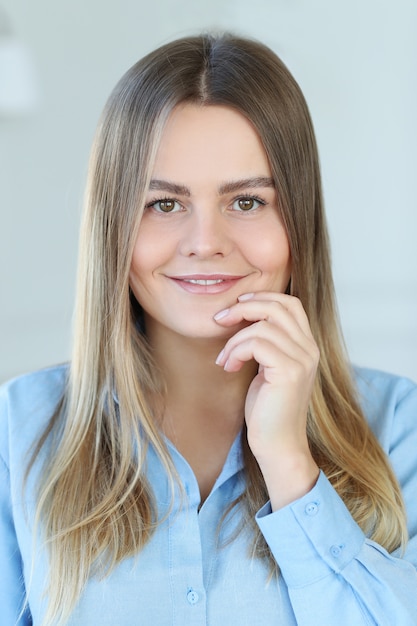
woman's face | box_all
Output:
[129,104,291,342]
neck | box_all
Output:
[146,320,257,442]
[144,320,257,503]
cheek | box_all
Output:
[130,220,176,275]
[129,247,143,283]
[130,226,156,276]
[129,237,150,295]
[263,236,291,291]
[129,229,172,299]
[249,229,291,275]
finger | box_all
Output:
[238,292,313,337]
[222,336,284,373]
[214,296,314,342]
[220,335,315,381]
[216,319,317,370]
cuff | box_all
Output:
[256,470,365,587]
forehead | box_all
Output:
[151,104,271,181]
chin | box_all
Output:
[180,319,247,341]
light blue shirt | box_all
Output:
[1,364,417,625]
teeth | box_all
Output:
[183,279,224,285]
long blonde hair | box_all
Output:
[29,33,407,625]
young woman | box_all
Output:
[1,33,416,626]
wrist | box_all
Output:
[257,450,320,512]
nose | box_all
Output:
[179,207,232,258]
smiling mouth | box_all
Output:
[182,278,225,286]
[168,274,245,294]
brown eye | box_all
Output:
[158,200,176,212]
[239,198,255,210]
[232,197,263,212]
[151,199,181,213]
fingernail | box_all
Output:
[215,349,225,365]
[237,293,254,302]
[213,308,230,320]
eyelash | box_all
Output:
[231,195,266,211]
[144,196,182,213]
[145,194,267,213]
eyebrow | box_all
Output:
[148,176,275,196]
[149,179,191,196]
[218,177,275,194]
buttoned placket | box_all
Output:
[163,434,245,625]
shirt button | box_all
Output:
[330,544,344,557]
[187,589,199,605]
[305,502,319,516]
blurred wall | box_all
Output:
[0,0,416,383]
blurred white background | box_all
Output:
[0,0,416,383]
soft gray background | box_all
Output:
[1,0,416,383]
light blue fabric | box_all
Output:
[1,364,416,625]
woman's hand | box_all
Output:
[214,292,320,510]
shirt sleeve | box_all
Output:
[0,454,32,625]
[256,377,417,626]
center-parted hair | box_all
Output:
[29,33,407,626]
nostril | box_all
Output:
[180,218,231,258]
